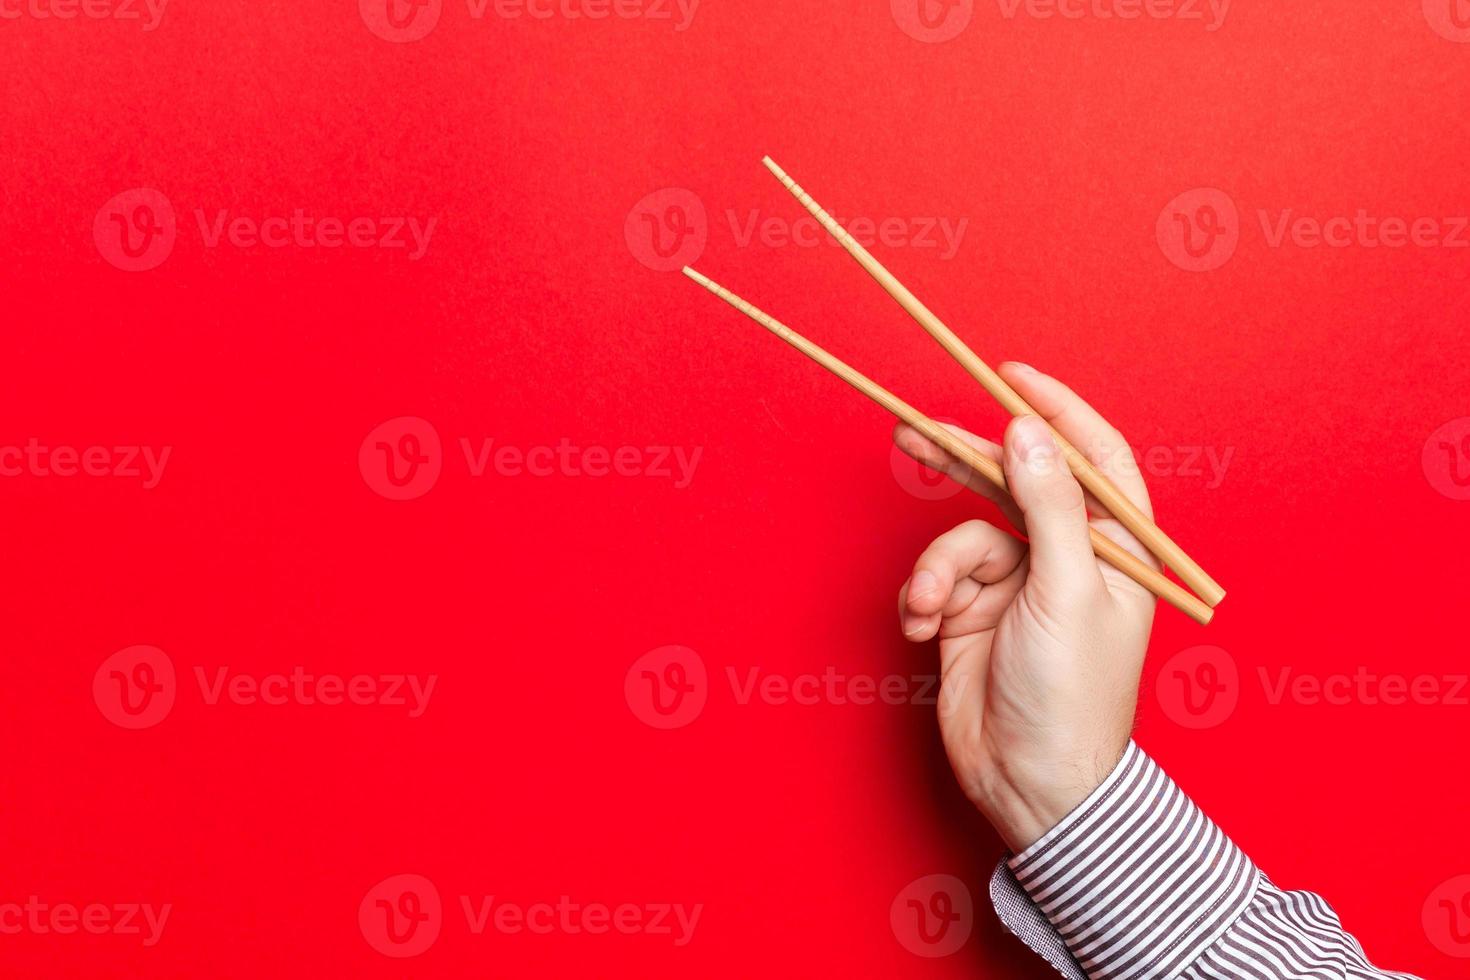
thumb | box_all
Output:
[1004,415,1103,599]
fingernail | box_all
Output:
[1013,415,1058,464]
[910,570,938,600]
[903,614,929,637]
[1007,361,1037,374]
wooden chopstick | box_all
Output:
[760,156,1226,609]
[683,265,1214,626]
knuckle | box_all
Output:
[936,519,990,553]
[956,518,995,537]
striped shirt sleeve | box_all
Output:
[986,742,1420,980]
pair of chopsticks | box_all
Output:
[684,157,1224,625]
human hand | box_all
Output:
[895,363,1158,851]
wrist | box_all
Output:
[980,741,1130,851]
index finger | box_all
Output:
[892,421,1026,532]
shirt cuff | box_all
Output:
[993,741,1259,980]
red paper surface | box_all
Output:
[3,0,1469,976]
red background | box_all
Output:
[4,0,1469,976]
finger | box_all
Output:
[932,631,989,739]
[899,575,984,642]
[898,576,942,642]
[1003,415,1104,601]
[938,558,1027,638]
[892,422,1026,530]
[905,519,1027,619]
[997,362,1152,519]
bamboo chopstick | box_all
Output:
[684,265,1214,626]
[760,156,1226,609]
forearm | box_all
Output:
[989,743,1419,979]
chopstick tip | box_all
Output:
[760,155,785,178]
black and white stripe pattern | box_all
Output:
[987,742,1419,979]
